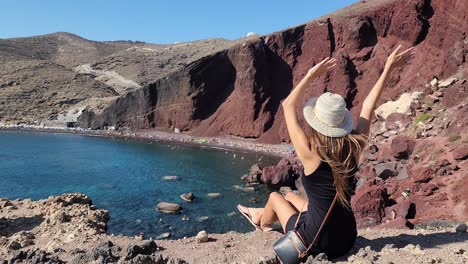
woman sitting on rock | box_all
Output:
[238,45,414,258]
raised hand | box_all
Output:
[384,45,415,72]
[307,57,337,78]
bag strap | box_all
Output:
[294,194,338,257]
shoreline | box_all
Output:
[0,126,290,158]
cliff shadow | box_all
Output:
[262,48,294,132]
[0,215,44,237]
[190,51,237,121]
[330,231,467,261]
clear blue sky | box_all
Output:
[1,0,358,44]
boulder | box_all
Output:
[438,77,458,88]
[390,136,415,159]
[207,193,222,199]
[455,223,467,233]
[156,232,171,239]
[261,162,295,187]
[377,217,414,229]
[249,163,263,175]
[411,167,433,184]
[384,200,415,220]
[375,92,421,119]
[363,152,377,161]
[261,166,276,183]
[385,113,411,131]
[452,146,468,161]
[419,183,439,196]
[196,230,209,243]
[241,163,263,183]
[242,187,255,192]
[241,173,260,183]
[180,192,194,202]
[351,178,387,227]
[197,216,209,222]
[368,144,379,154]
[271,165,294,186]
[374,162,398,179]
[276,158,291,167]
[156,202,182,214]
[125,241,158,260]
[432,159,457,176]
[396,164,410,180]
[357,163,377,181]
[161,176,179,181]
[8,241,22,250]
[0,199,13,209]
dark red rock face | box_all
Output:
[390,136,416,159]
[351,178,387,228]
[79,0,468,143]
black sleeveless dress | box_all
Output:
[285,162,357,258]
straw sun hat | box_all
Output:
[303,92,354,137]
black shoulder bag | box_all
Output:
[273,194,337,264]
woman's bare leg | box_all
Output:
[239,192,298,231]
[260,192,297,231]
[285,192,308,212]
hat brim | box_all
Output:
[303,97,354,138]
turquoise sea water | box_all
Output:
[0,130,278,238]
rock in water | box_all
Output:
[243,187,255,192]
[232,185,243,191]
[197,216,209,222]
[207,193,222,199]
[161,175,179,181]
[196,230,209,243]
[180,192,194,202]
[227,212,236,217]
[156,232,171,239]
[156,202,182,214]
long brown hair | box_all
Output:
[309,129,367,207]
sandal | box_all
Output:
[237,204,261,231]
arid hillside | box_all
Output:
[0,32,234,125]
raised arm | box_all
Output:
[281,57,336,161]
[355,45,415,136]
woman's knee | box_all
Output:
[269,192,285,203]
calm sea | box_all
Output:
[0,130,278,238]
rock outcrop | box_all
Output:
[1,193,467,263]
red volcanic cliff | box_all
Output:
[78,0,467,143]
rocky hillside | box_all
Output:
[0,32,234,125]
